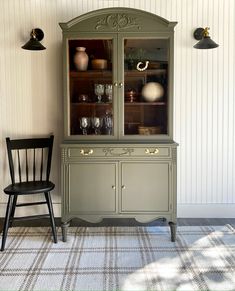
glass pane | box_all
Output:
[69,39,113,136]
[124,38,169,135]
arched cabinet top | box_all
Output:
[59,7,177,33]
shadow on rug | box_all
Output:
[1,225,235,290]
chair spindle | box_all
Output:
[40,148,43,181]
[33,148,36,181]
[17,150,22,183]
[25,149,29,182]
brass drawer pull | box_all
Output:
[145,148,159,155]
[80,149,94,156]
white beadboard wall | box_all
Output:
[0,0,235,218]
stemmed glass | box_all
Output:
[94,84,104,103]
[79,117,90,135]
[104,114,113,135]
[92,117,103,135]
[105,84,112,103]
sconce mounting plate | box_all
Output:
[193,27,204,40]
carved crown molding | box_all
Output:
[95,14,141,31]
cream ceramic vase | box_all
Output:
[74,47,89,71]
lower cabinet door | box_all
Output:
[121,162,170,212]
[68,162,117,213]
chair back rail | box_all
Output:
[6,135,54,184]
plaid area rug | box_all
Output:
[1,226,235,291]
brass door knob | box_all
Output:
[112,185,116,190]
[113,82,118,87]
[118,82,123,88]
[121,185,126,189]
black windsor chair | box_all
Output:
[1,135,57,251]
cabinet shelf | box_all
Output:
[70,69,166,79]
[125,69,167,76]
[70,70,112,78]
[72,102,112,106]
[125,102,166,106]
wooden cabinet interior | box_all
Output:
[69,69,168,135]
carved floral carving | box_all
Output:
[103,148,134,156]
[95,14,141,31]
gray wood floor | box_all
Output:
[1,217,235,232]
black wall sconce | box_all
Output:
[193,27,219,49]
[22,28,46,50]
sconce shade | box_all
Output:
[22,28,46,50]
[193,27,219,49]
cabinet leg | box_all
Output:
[61,222,69,242]
[169,221,177,242]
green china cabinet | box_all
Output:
[60,7,178,242]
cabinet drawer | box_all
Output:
[68,146,171,159]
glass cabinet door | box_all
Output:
[68,38,115,137]
[123,38,169,137]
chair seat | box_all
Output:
[4,181,55,195]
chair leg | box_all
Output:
[1,195,14,251]
[44,192,57,243]
[9,195,18,227]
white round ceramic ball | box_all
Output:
[141,82,164,102]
